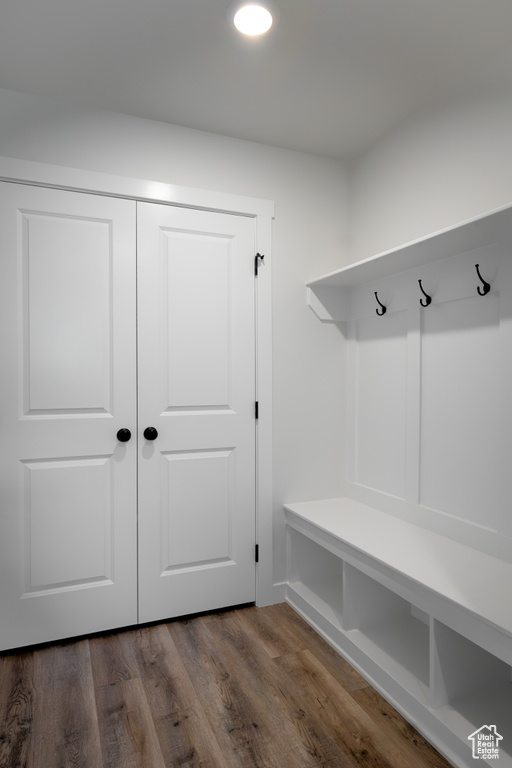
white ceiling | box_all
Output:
[1,0,512,162]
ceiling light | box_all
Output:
[229,2,278,37]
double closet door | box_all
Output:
[0,182,256,651]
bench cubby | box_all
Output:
[343,563,430,702]
[432,621,512,761]
[288,528,343,630]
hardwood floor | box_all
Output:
[0,603,452,768]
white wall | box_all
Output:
[349,95,512,261]
[346,93,512,557]
[4,87,510,594]
[0,87,349,590]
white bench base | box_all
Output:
[284,498,512,768]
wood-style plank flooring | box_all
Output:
[0,603,452,768]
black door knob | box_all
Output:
[117,428,131,443]
[143,426,158,441]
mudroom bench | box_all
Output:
[284,498,512,768]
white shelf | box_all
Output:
[440,685,512,759]
[287,580,343,632]
[432,619,512,754]
[288,527,343,629]
[307,202,512,290]
[349,616,430,702]
[306,202,512,322]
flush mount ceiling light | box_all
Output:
[235,5,272,35]
[228,1,279,36]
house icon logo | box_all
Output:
[468,725,503,760]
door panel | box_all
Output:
[137,203,256,622]
[0,183,138,651]
[163,229,231,408]
[21,456,113,589]
[161,448,234,568]
[22,212,113,412]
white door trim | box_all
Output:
[0,155,275,608]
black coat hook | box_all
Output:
[418,279,432,307]
[475,264,491,296]
[374,291,386,316]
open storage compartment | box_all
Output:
[343,563,430,702]
[287,528,343,631]
[432,620,512,761]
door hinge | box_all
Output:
[255,544,259,563]
[254,252,265,276]
[255,401,259,420]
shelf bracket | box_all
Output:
[307,285,348,322]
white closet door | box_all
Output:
[0,183,138,651]
[137,202,256,622]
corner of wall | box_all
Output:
[348,94,512,261]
